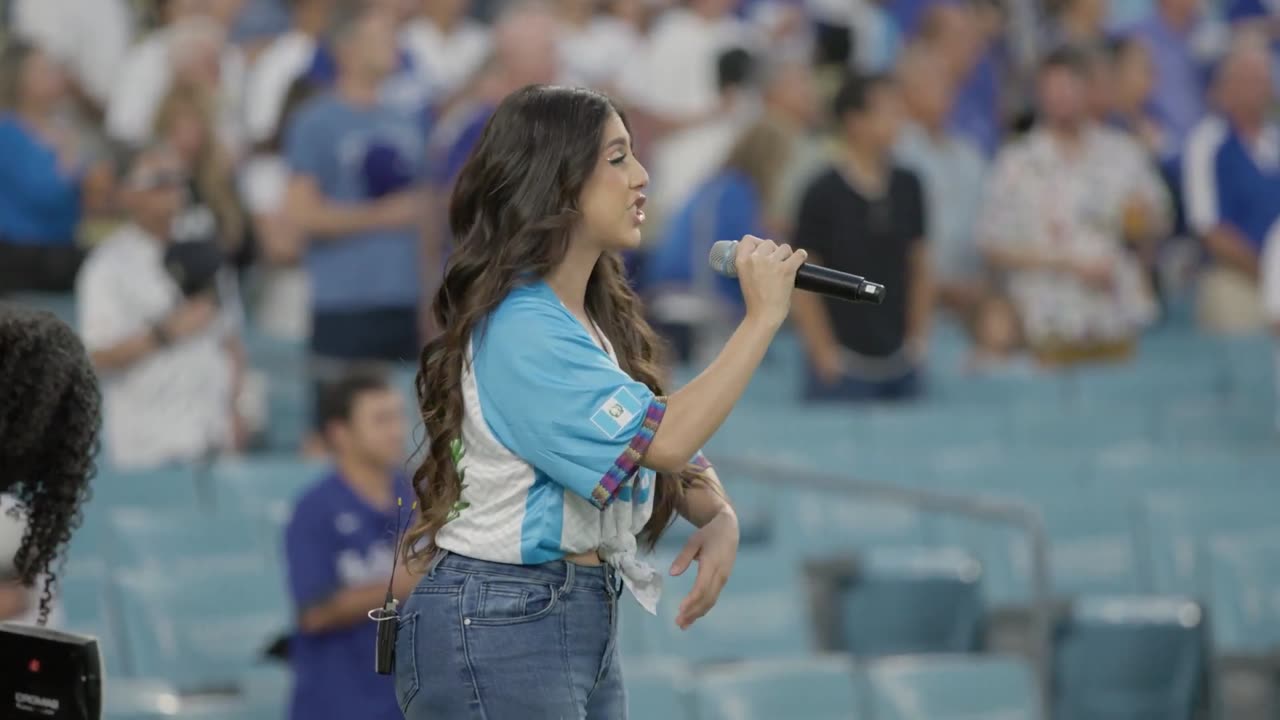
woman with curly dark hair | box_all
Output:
[395,85,806,719]
[0,303,100,625]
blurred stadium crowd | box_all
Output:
[1,0,1280,717]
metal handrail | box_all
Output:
[713,455,1055,720]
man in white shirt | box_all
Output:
[76,145,246,471]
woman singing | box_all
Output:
[398,85,806,719]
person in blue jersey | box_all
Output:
[0,40,113,293]
[642,120,795,363]
[283,7,435,368]
[395,85,806,719]
[284,368,416,720]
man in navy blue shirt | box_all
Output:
[284,368,416,720]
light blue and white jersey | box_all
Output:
[434,280,703,612]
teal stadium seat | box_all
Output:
[655,546,811,663]
[112,566,289,690]
[91,465,202,512]
[105,508,290,688]
[775,489,931,557]
[1053,595,1209,720]
[1205,529,1280,654]
[865,653,1043,720]
[208,456,329,552]
[840,546,984,657]
[693,655,863,720]
[625,658,696,719]
[57,554,128,675]
[1141,490,1280,595]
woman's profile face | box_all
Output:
[575,112,649,252]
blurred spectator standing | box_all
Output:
[847,0,904,73]
[240,78,322,341]
[1048,0,1110,49]
[644,120,795,363]
[155,83,253,268]
[242,0,338,147]
[283,8,434,387]
[284,369,415,720]
[556,0,643,90]
[401,0,492,102]
[894,44,988,316]
[76,145,248,470]
[615,0,757,216]
[759,54,825,240]
[107,1,250,155]
[10,0,135,121]
[915,1,1005,157]
[1222,0,1280,94]
[1100,36,1166,158]
[1127,0,1213,167]
[791,73,932,402]
[428,0,559,188]
[0,40,115,295]
[1183,35,1280,333]
[979,48,1162,367]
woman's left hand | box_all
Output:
[669,508,739,630]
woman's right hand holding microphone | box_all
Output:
[734,235,807,330]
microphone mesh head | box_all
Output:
[707,240,739,278]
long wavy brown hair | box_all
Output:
[404,85,713,570]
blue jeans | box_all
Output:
[395,551,626,719]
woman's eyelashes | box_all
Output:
[608,153,627,166]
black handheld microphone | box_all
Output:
[708,240,886,304]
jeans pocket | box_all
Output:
[466,576,560,626]
[394,612,419,713]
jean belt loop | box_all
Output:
[562,559,576,595]
[426,548,449,578]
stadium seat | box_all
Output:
[112,565,290,689]
[656,547,811,663]
[236,662,293,720]
[208,456,328,553]
[103,506,269,574]
[1053,595,1210,720]
[1038,498,1143,597]
[1141,490,1280,595]
[864,653,1043,720]
[838,546,984,657]
[1204,529,1280,654]
[625,657,696,719]
[91,465,202,512]
[774,489,930,557]
[693,654,864,720]
[57,554,128,675]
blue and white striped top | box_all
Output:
[434,280,705,613]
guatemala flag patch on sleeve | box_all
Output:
[590,387,643,439]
